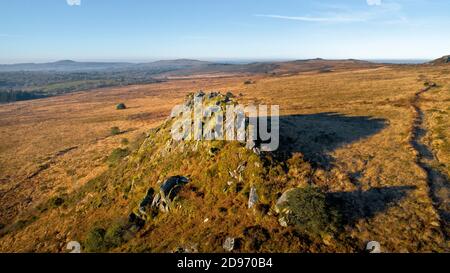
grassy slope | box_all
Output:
[0,66,448,252]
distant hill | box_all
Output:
[0,58,381,75]
[0,58,383,103]
[429,55,450,65]
[0,60,133,72]
[270,58,378,74]
[144,58,380,78]
[0,59,213,72]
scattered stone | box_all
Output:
[223,237,235,252]
[248,186,259,209]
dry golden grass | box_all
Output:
[0,76,249,224]
[0,65,448,252]
[235,66,448,251]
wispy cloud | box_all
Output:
[254,14,366,23]
[66,0,81,6]
[255,1,408,25]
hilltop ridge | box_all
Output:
[429,55,450,65]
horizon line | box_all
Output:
[0,57,435,65]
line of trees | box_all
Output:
[0,90,48,103]
[0,70,163,104]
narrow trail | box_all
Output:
[410,82,450,238]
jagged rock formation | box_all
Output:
[127,92,264,224]
[135,176,189,219]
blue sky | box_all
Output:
[0,0,449,63]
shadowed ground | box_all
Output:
[269,112,387,167]
[326,186,416,226]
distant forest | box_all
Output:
[0,71,163,103]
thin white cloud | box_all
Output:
[255,2,409,25]
[254,14,366,23]
[67,0,81,6]
[367,0,382,6]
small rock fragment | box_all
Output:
[223,237,235,252]
[248,186,259,209]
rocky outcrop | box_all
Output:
[151,176,189,212]
[134,176,189,221]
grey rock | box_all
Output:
[151,176,189,212]
[275,188,295,213]
[248,186,259,209]
[160,176,189,198]
[223,237,235,252]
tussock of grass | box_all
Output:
[110,126,121,136]
[107,148,130,166]
[276,186,341,237]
